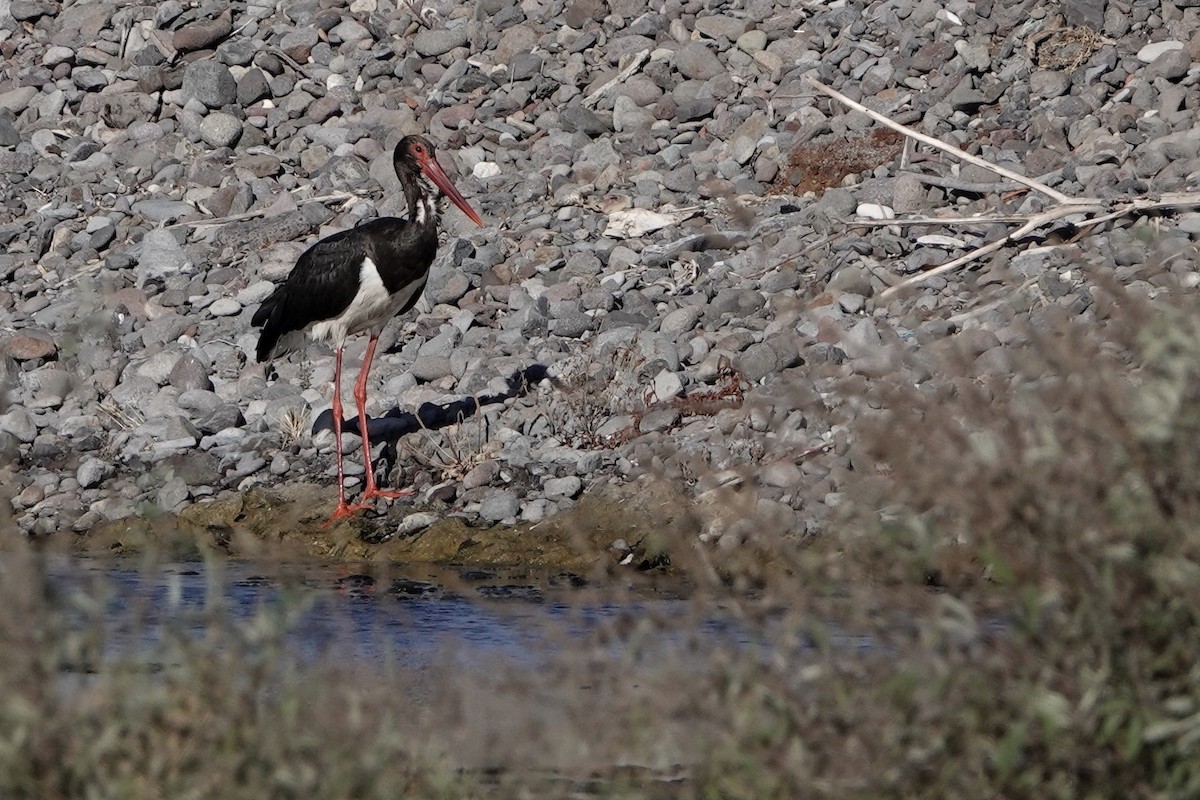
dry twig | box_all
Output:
[584,49,651,108]
[167,192,356,230]
[806,77,1091,207]
[805,77,1200,299]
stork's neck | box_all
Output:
[404,174,441,229]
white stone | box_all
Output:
[396,512,438,536]
[1137,40,1184,63]
[856,203,895,220]
[652,369,684,400]
[472,161,502,179]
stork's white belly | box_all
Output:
[308,257,426,347]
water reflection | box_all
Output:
[48,558,747,670]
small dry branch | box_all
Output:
[584,49,650,108]
[804,77,1200,299]
[167,191,356,230]
[806,77,1091,207]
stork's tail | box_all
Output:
[251,288,287,363]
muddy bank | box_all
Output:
[75,479,700,574]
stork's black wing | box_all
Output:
[251,229,367,362]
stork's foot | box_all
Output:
[359,486,416,503]
[322,500,373,527]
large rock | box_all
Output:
[136,229,190,281]
[413,24,467,56]
[182,60,237,107]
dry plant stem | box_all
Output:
[53,261,105,289]
[805,76,1093,207]
[403,0,434,29]
[949,277,1040,325]
[810,77,1200,299]
[584,49,650,108]
[879,192,1200,298]
[167,192,356,230]
[850,214,1035,227]
[881,204,1105,299]
[1069,192,1200,230]
[264,46,313,78]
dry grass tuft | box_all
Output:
[98,396,145,431]
[277,405,309,446]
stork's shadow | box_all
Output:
[312,363,550,444]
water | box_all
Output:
[37,556,966,681]
[45,557,749,671]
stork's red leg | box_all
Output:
[323,345,371,525]
[355,332,415,503]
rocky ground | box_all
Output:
[2,0,1200,562]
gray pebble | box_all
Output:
[559,105,609,136]
[208,297,242,316]
[652,369,684,400]
[413,25,468,57]
[1148,49,1192,81]
[735,342,780,383]
[169,354,213,392]
[1137,41,1184,63]
[660,305,704,337]
[182,60,238,108]
[543,476,582,499]
[157,477,191,511]
[478,489,520,522]
[77,456,115,489]
[0,407,37,444]
[42,45,74,66]
[673,42,725,80]
[396,511,439,536]
[462,459,501,490]
[639,408,681,434]
[134,200,196,225]
[695,15,750,40]
[200,112,242,148]
[10,0,54,21]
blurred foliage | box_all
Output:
[2,274,1199,798]
[690,276,1200,799]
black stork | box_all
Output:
[252,135,483,523]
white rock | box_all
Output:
[237,280,277,305]
[603,207,699,238]
[856,203,895,220]
[472,161,502,179]
[396,511,438,536]
[42,46,74,66]
[916,234,968,249]
[652,369,684,400]
[1137,40,1184,63]
[600,270,626,289]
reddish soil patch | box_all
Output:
[771,128,904,194]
